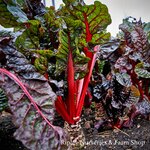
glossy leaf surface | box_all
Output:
[0,88,8,112]
[0,38,65,150]
[0,0,19,27]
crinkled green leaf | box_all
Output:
[15,21,40,53]
[59,1,111,45]
[34,56,48,74]
[32,49,54,58]
[90,32,111,45]
[115,72,132,87]
[144,22,150,43]
[0,88,8,112]
[63,17,82,29]
[135,63,150,78]
[0,38,65,150]
[0,0,19,27]
[56,30,89,78]
[15,31,39,53]
[30,49,54,75]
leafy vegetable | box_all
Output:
[144,22,150,43]
[15,21,40,53]
[56,29,90,78]
[0,37,65,150]
[0,0,19,28]
[55,0,111,125]
[94,17,150,129]
[135,62,150,78]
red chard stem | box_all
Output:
[83,13,93,42]
[76,46,99,117]
[67,33,76,120]
[0,68,57,130]
[55,96,74,124]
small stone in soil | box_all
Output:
[137,124,140,128]
[84,121,91,129]
[84,108,92,116]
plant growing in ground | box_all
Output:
[54,0,111,124]
[93,17,150,130]
[0,0,111,149]
[53,1,111,147]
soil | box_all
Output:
[0,111,150,150]
[83,116,150,150]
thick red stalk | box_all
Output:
[75,12,96,119]
[56,11,97,124]
[67,33,76,120]
[44,73,49,79]
[74,80,78,108]
[76,78,84,107]
[55,96,74,124]
[83,47,93,58]
[76,46,99,117]
[83,13,92,42]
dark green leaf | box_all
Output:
[144,22,150,43]
[0,0,19,28]
[115,72,132,87]
[0,88,8,112]
[15,21,40,53]
[135,63,150,78]
[7,5,28,23]
[56,30,89,78]
[59,1,111,45]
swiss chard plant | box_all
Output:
[0,0,111,149]
[0,35,65,150]
[94,17,150,129]
[54,0,111,125]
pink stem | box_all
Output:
[0,68,57,131]
[76,78,84,108]
[55,96,74,124]
[67,46,76,120]
[76,45,99,118]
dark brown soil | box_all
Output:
[83,116,150,150]
[0,112,149,150]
